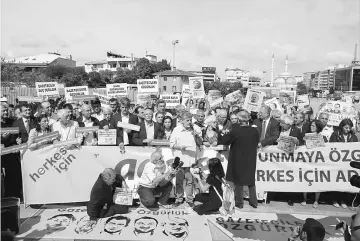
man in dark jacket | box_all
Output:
[132,108,162,146]
[253,106,280,148]
[76,104,100,146]
[87,168,128,222]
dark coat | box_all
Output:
[1,118,14,147]
[10,117,36,144]
[253,117,280,147]
[288,126,305,146]
[216,120,232,135]
[109,113,138,145]
[76,116,100,144]
[132,122,162,146]
[219,124,260,186]
[99,119,110,129]
[329,131,358,143]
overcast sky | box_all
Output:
[1,0,359,80]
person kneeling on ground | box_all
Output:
[288,218,325,241]
[87,168,129,222]
[191,158,224,215]
[137,151,175,208]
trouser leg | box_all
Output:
[137,185,156,207]
[154,182,173,205]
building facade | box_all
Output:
[224,68,264,87]
[189,67,218,82]
[153,68,197,94]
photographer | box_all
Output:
[288,218,325,241]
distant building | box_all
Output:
[273,55,297,91]
[224,68,265,87]
[189,67,218,82]
[145,54,157,63]
[12,52,75,71]
[153,68,197,93]
[303,72,316,89]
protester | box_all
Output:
[172,104,186,127]
[52,109,82,145]
[203,115,218,147]
[27,114,52,150]
[170,111,203,207]
[99,107,112,129]
[193,109,206,130]
[87,168,128,222]
[279,114,303,145]
[192,158,224,215]
[229,113,238,124]
[154,111,165,124]
[288,218,325,241]
[137,151,174,208]
[132,108,162,146]
[13,105,22,120]
[219,110,259,208]
[109,98,119,114]
[76,104,99,146]
[355,118,360,141]
[134,106,145,124]
[11,103,35,145]
[91,98,104,121]
[153,99,173,121]
[159,116,174,140]
[40,101,56,126]
[254,106,280,149]
[293,112,310,138]
[215,109,232,136]
[63,103,76,121]
[71,103,82,119]
[329,118,358,143]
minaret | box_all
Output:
[271,53,274,86]
[285,55,288,72]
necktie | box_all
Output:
[25,119,30,133]
[260,120,266,141]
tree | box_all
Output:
[204,81,243,96]
[297,82,308,95]
[40,65,71,80]
[113,69,137,84]
[135,58,153,79]
[1,58,21,85]
[87,71,104,88]
[60,73,87,87]
[151,59,171,73]
[99,69,114,83]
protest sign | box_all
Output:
[137,79,158,93]
[243,89,266,112]
[160,94,180,108]
[264,97,282,111]
[318,100,357,126]
[1,143,28,155]
[276,136,298,153]
[17,96,43,103]
[1,127,19,134]
[117,122,140,132]
[106,83,127,97]
[35,82,59,97]
[189,76,205,98]
[252,87,281,101]
[97,129,117,145]
[278,90,296,105]
[209,97,224,108]
[149,139,170,146]
[33,131,59,144]
[207,89,222,101]
[72,95,96,102]
[53,139,79,148]
[303,133,325,149]
[76,126,99,134]
[93,93,110,107]
[64,86,89,101]
[136,93,152,107]
[181,84,191,106]
[297,94,310,108]
[224,90,243,105]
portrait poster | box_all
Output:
[189,77,205,99]
[278,90,296,105]
[276,136,298,153]
[318,100,357,126]
[97,129,117,145]
[243,89,266,112]
[296,94,310,108]
[303,133,325,149]
[264,97,282,111]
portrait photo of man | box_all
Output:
[102,215,130,235]
[333,103,341,114]
[46,214,76,232]
[250,93,259,104]
[326,102,333,113]
[74,215,96,234]
[133,216,158,237]
[162,217,189,240]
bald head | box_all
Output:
[319,112,329,127]
[41,101,52,115]
[101,168,116,185]
[150,151,164,167]
[81,104,91,119]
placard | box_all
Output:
[264,97,282,111]
[64,86,89,101]
[243,89,266,112]
[137,79,159,93]
[76,126,99,134]
[35,82,59,97]
[97,129,117,145]
[149,139,170,146]
[303,133,325,149]
[189,77,205,98]
[136,93,152,107]
[224,90,243,105]
[209,97,224,108]
[53,139,79,148]
[93,93,110,106]
[17,96,43,103]
[33,132,59,144]
[160,94,180,108]
[1,127,19,134]
[106,83,127,97]
[1,143,28,155]
[181,85,191,106]
[297,94,310,108]
[279,90,296,105]
[276,136,298,153]
[72,95,96,102]
[116,122,140,132]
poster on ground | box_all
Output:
[243,89,266,112]
[137,79,159,94]
[36,82,59,97]
[64,86,89,101]
[189,77,205,99]
[160,94,180,109]
[106,83,127,98]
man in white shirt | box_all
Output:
[76,104,99,146]
[41,101,56,126]
[52,109,82,146]
[137,151,174,208]
[91,98,104,121]
[170,112,203,207]
[153,99,173,122]
[318,112,333,141]
[132,108,162,146]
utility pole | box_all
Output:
[172,40,179,71]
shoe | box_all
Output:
[287,200,294,206]
[250,204,258,209]
[341,203,347,209]
[333,202,340,208]
[235,204,243,209]
[313,201,319,208]
[301,201,306,206]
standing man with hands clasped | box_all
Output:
[170,112,203,207]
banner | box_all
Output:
[256,143,360,193]
[1,127,19,134]
[18,206,212,241]
[160,94,180,108]
[189,77,205,99]
[243,89,266,112]
[106,83,127,98]
[137,79,159,93]
[64,86,89,101]
[36,82,59,97]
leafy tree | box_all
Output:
[60,73,87,87]
[204,81,243,96]
[135,58,153,79]
[87,71,104,88]
[151,59,171,73]
[40,65,71,80]
[113,69,137,84]
[1,58,21,84]
[99,69,114,83]
[297,82,308,95]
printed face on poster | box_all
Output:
[36,82,59,97]
[189,77,205,99]
[64,86,89,101]
[318,100,358,126]
[137,79,159,94]
[243,89,266,112]
[278,90,296,105]
[264,97,282,111]
[106,83,127,98]
[297,94,310,108]
[160,94,180,109]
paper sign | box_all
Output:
[303,133,325,149]
[277,136,298,153]
[136,93,152,107]
[160,94,180,108]
[149,140,170,146]
[201,145,227,151]
[137,79,159,93]
[209,97,224,108]
[279,90,296,105]
[117,122,140,132]
[243,89,266,112]
[97,129,117,145]
[224,90,243,105]
[182,84,191,97]
[297,95,310,108]
[106,83,127,97]
[32,132,59,143]
[72,95,96,102]
[189,77,205,98]
[64,86,89,101]
[76,126,99,134]
[53,139,79,148]
[1,127,19,134]
[93,93,110,106]
[35,82,59,97]
[1,143,28,155]
[17,96,43,103]
[264,97,282,111]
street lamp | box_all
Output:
[172,40,179,71]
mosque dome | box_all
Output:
[272,55,297,90]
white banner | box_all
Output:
[106,83,127,97]
[243,89,266,112]
[189,77,205,98]
[137,79,158,93]
[64,86,89,101]
[160,94,180,108]
[35,82,59,97]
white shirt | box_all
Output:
[170,124,202,167]
[262,118,271,133]
[321,125,333,141]
[52,120,79,141]
[139,162,168,188]
[82,117,95,146]
[121,114,129,145]
[92,112,104,122]
[22,118,30,133]
[144,121,155,140]
[280,129,291,137]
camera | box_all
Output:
[350,161,360,188]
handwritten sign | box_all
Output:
[106,83,127,97]
[97,129,116,145]
[72,95,96,102]
[303,133,325,149]
[33,132,59,144]
[17,96,43,103]
[64,86,89,101]
[35,82,59,97]
[189,77,205,98]
[117,122,140,132]
[76,126,99,134]
[160,94,180,108]
[113,188,134,205]
[277,136,298,153]
[243,89,266,112]
[137,79,158,93]
[1,144,28,155]
[1,127,19,134]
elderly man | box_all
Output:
[172,104,186,127]
[137,151,174,208]
[132,108,162,146]
[170,112,203,207]
[193,109,206,130]
[99,107,112,129]
[87,168,128,222]
[293,112,309,139]
[153,99,173,122]
[216,109,232,135]
[254,106,280,148]
[318,112,333,141]
[279,114,303,145]
[270,109,282,122]
[91,98,104,121]
[52,109,82,145]
[41,101,56,126]
[76,104,99,146]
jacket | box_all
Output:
[329,131,358,143]
[109,113,138,145]
[132,121,162,146]
[253,117,280,147]
[10,117,36,144]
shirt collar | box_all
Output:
[83,116,92,123]
[145,121,154,126]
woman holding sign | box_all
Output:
[27,114,53,150]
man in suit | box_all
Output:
[109,98,119,115]
[253,106,280,148]
[132,108,162,146]
[293,112,309,143]
[76,104,100,146]
[109,97,138,146]
[99,107,112,129]
[216,109,232,135]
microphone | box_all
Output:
[350,161,360,170]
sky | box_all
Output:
[1,0,359,80]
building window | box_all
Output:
[164,77,167,81]
[163,86,167,91]
[172,86,176,92]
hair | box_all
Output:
[270,109,282,119]
[109,98,118,103]
[91,98,101,105]
[280,114,294,125]
[198,101,205,109]
[134,216,158,226]
[310,120,324,133]
[62,103,73,110]
[0,102,8,109]
[156,99,166,107]
[35,114,51,132]
[144,107,154,113]
[102,107,112,114]
[338,118,354,135]
[57,109,68,119]
[48,214,76,221]
[155,111,165,118]
[208,158,225,179]
[105,215,130,225]
[119,97,131,107]
[295,111,305,120]
[261,105,272,115]
[134,105,144,114]
[20,103,31,112]
[8,104,14,108]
